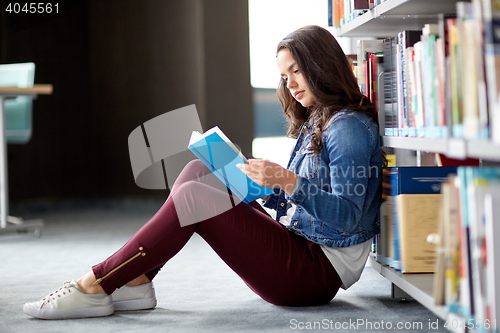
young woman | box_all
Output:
[23,25,384,319]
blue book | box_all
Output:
[187,126,273,204]
[390,166,458,270]
[392,166,458,194]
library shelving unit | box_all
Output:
[339,0,458,37]
[336,1,500,332]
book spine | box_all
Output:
[460,3,481,140]
[484,192,500,330]
[439,14,457,138]
[366,51,372,101]
[414,41,425,135]
[391,168,401,270]
[333,0,341,27]
[473,0,489,139]
[457,167,472,318]
[383,37,395,136]
[448,18,462,137]
[396,40,404,136]
[482,0,500,144]
[407,47,417,136]
[445,176,462,314]
[435,38,447,136]
[429,34,438,137]
[455,5,466,138]
[328,0,333,26]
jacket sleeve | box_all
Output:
[261,188,281,211]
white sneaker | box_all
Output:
[111,282,157,311]
[23,280,114,319]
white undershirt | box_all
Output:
[279,203,371,290]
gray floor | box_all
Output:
[1,200,448,332]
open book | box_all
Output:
[187,126,273,203]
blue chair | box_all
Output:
[0,62,35,144]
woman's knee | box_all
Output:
[171,181,236,227]
[172,159,209,191]
[184,159,209,175]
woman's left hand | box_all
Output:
[236,159,298,195]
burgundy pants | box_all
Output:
[92,160,341,306]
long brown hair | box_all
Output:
[276,25,377,155]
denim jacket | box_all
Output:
[263,110,383,248]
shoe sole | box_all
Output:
[23,303,114,320]
[113,298,157,311]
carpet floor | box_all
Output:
[0,201,447,332]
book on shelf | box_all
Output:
[435,37,447,137]
[413,40,425,135]
[447,17,464,138]
[382,37,398,136]
[331,0,388,28]
[376,195,393,266]
[397,30,422,137]
[434,177,459,307]
[458,167,500,321]
[472,0,489,140]
[482,0,500,145]
[396,193,442,273]
[441,176,462,314]
[438,13,457,138]
[187,126,274,204]
[437,167,500,325]
[369,52,383,116]
[422,24,440,138]
[372,2,499,143]
[466,169,500,327]
[431,201,446,305]
[357,39,383,98]
[389,166,457,271]
[456,167,474,318]
[458,2,490,140]
[484,190,500,331]
[375,155,396,266]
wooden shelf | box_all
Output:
[337,0,458,37]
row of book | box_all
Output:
[328,0,388,27]
[375,165,500,331]
[356,0,500,143]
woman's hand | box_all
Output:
[236,159,298,195]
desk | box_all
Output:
[0,84,53,233]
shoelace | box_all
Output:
[41,281,75,306]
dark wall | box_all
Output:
[0,0,253,203]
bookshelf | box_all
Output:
[339,0,458,37]
[382,136,500,162]
[368,254,465,333]
[337,1,500,332]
